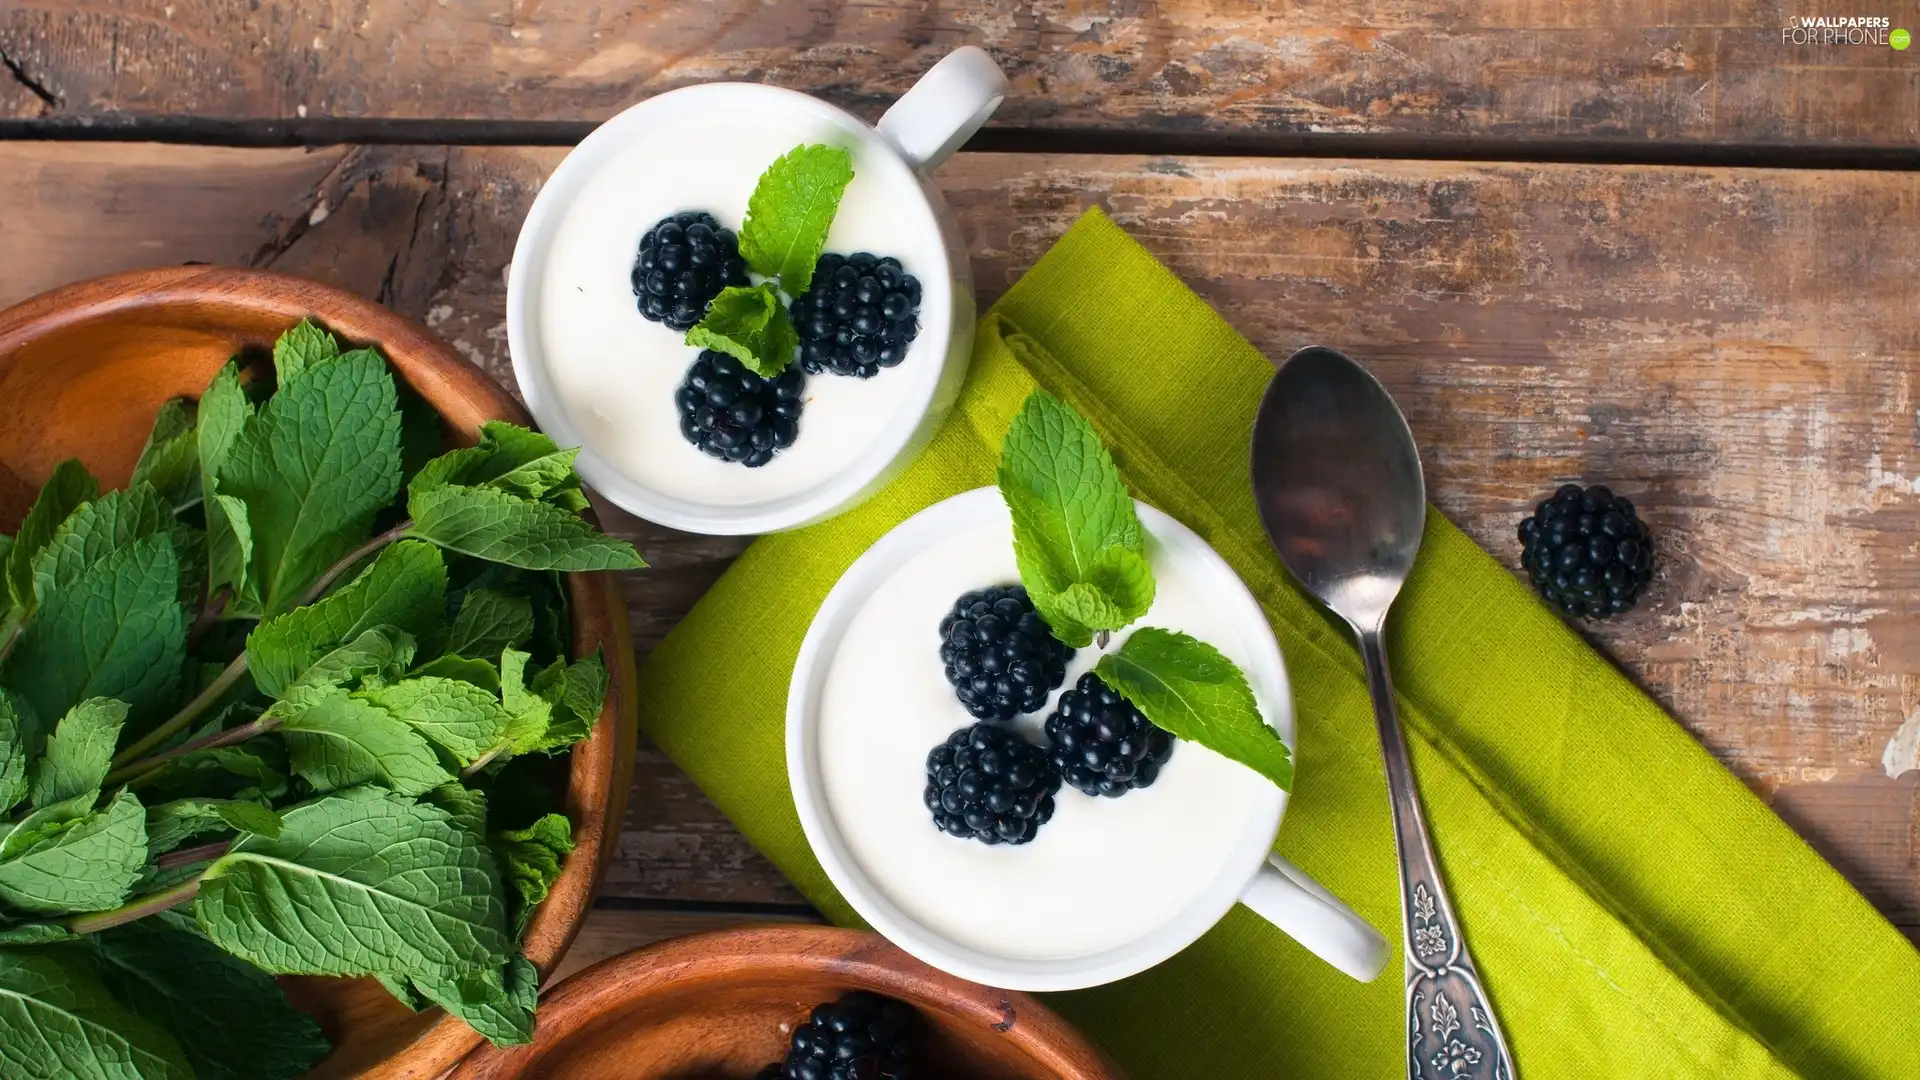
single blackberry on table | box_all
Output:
[631,211,748,330]
[782,991,917,1080]
[938,585,1074,721]
[791,252,922,378]
[1518,483,1654,619]
[925,722,1062,846]
[1045,672,1176,798]
[675,350,805,467]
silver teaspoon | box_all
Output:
[1251,346,1516,1080]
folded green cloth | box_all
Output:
[637,209,1919,1078]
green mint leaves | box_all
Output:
[739,143,854,295]
[0,317,640,1064]
[683,143,854,376]
[998,390,1154,647]
[1093,629,1293,790]
[996,390,1290,792]
[685,283,800,378]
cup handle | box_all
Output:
[876,46,1008,174]
[1240,853,1390,982]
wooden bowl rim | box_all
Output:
[0,265,639,1075]
[449,926,1126,1080]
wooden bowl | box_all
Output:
[0,267,640,1079]
[448,926,1125,1080]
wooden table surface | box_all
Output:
[0,1,1915,979]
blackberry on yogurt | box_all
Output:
[675,350,804,467]
[631,211,748,330]
[791,252,922,378]
[1045,672,1176,798]
[925,722,1061,846]
[938,585,1074,721]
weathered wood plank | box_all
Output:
[1,2,1916,149]
[0,141,1914,940]
[551,907,822,985]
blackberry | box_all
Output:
[782,991,917,1080]
[791,252,922,378]
[675,351,805,467]
[1045,672,1176,798]
[1518,483,1654,619]
[924,723,1061,846]
[631,211,748,330]
[938,585,1074,721]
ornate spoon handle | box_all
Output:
[1359,630,1516,1080]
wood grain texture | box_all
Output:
[448,926,1124,1080]
[1,2,1918,148]
[0,141,1913,944]
[550,907,825,985]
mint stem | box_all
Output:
[299,519,412,607]
[186,586,232,646]
[107,713,281,787]
[460,744,506,780]
[157,839,232,871]
[109,653,250,771]
[0,614,24,668]
[66,877,203,935]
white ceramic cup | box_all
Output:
[787,488,1389,991]
[506,48,1008,535]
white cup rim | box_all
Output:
[505,82,958,535]
[786,487,1298,990]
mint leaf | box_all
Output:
[526,650,606,754]
[492,812,572,936]
[0,789,148,914]
[217,345,402,614]
[272,318,340,387]
[272,686,452,797]
[1093,628,1292,791]
[411,422,585,511]
[293,625,416,693]
[199,362,255,605]
[497,649,552,755]
[28,485,171,603]
[685,283,800,377]
[196,786,514,978]
[0,947,194,1080]
[408,484,645,572]
[83,921,329,1080]
[7,459,98,614]
[145,798,282,857]
[446,589,534,660]
[4,535,183,727]
[1,791,97,861]
[0,921,74,945]
[29,698,126,809]
[738,143,854,294]
[422,782,488,838]
[359,676,512,765]
[376,972,426,1011]
[412,655,502,694]
[409,954,537,1047]
[247,540,446,698]
[0,692,30,815]
[130,399,202,512]
[998,390,1153,646]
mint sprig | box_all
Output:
[995,389,1291,791]
[1094,628,1293,791]
[997,390,1153,647]
[738,143,854,296]
[685,283,800,378]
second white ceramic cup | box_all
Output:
[788,488,1389,991]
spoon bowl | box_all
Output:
[1250,346,1425,632]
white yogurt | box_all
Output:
[815,516,1281,962]
[529,104,947,508]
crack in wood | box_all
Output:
[0,45,60,111]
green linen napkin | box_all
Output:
[637,209,1920,1078]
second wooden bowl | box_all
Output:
[449,926,1125,1080]
[0,266,640,1079]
